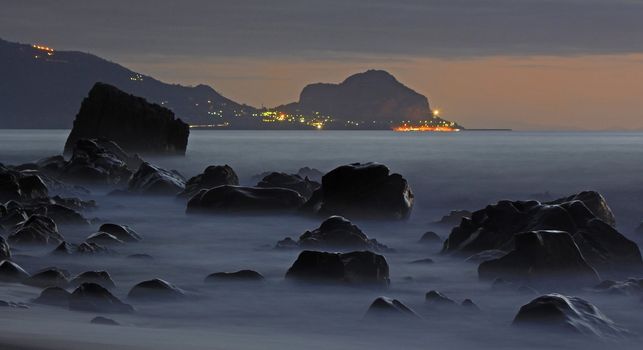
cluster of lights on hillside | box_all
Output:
[393,108,460,132]
[32,44,55,59]
[256,110,330,129]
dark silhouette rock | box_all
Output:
[187,185,305,214]
[51,241,113,256]
[23,267,70,288]
[69,283,133,313]
[8,214,64,245]
[285,250,390,287]
[0,166,48,202]
[59,139,133,185]
[513,294,628,337]
[0,237,10,260]
[98,223,142,242]
[478,230,600,286]
[70,271,116,289]
[17,174,49,199]
[127,278,185,301]
[593,279,643,296]
[436,210,472,226]
[365,297,421,319]
[303,163,413,220]
[85,232,125,246]
[126,162,186,195]
[91,316,120,326]
[442,193,642,276]
[64,82,189,155]
[205,270,264,282]
[33,287,71,306]
[178,165,239,198]
[277,216,390,252]
[0,260,30,282]
[546,191,615,226]
[419,231,441,244]
[257,172,320,199]
[425,290,457,306]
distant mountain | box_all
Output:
[275,70,457,127]
[0,38,255,128]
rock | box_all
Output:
[593,279,643,296]
[69,283,134,313]
[442,193,642,276]
[478,230,600,287]
[178,165,239,198]
[546,191,616,226]
[0,167,48,201]
[126,253,153,260]
[70,271,116,289]
[0,166,21,202]
[461,299,480,311]
[8,215,64,245]
[23,267,70,288]
[127,162,186,195]
[513,294,628,338]
[0,260,30,282]
[51,241,113,256]
[33,287,71,306]
[17,174,49,199]
[0,237,10,260]
[419,231,441,244]
[464,250,507,263]
[60,139,133,185]
[303,163,413,220]
[187,185,305,214]
[205,270,264,282]
[256,172,320,199]
[296,167,324,182]
[85,232,125,246]
[409,258,434,264]
[365,297,420,319]
[98,223,141,242]
[285,250,390,287]
[91,316,120,326]
[425,290,457,306]
[435,210,472,226]
[277,216,390,252]
[64,82,189,155]
[127,278,185,301]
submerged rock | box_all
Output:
[127,278,185,301]
[303,163,413,220]
[365,297,420,319]
[513,294,628,338]
[85,232,125,246]
[285,250,390,287]
[127,162,186,195]
[418,231,442,244]
[0,260,30,282]
[178,165,239,198]
[0,166,48,202]
[51,241,113,256]
[33,287,71,306]
[23,267,70,288]
[205,270,264,282]
[593,279,643,296]
[64,82,189,155]
[70,271,116,289]
[425,290,457,307]
[257,172,320,199]
[8,215,64,245]
[91,316,120,326]
[59,139,133,185]
[478,230,600,287]
[69,283,134,313]
[98,223,142,242]
[187,185,305,214]
[276,216,390,251]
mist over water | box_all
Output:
[1,129,643,349]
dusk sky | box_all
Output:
[3,0,643,130]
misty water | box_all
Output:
[2,129,643,349]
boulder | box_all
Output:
[277,216,390,251]
[425,290,457,307]
[419,231,441,244]
[365,297,420,319]
[256,172,320,199]
[22,267,69,288]
[205,270,264,282]
[178,165,239,198]
[60,139,133,185]
[303,163,413,220]
[8,215,64,245]
[51,241,113,256]
[70,271,116,289]
[98,223,141,242]
[69,283,134,313]
[0,260,30,282]
[478,230,600,286]
[442,193,642,276]
[91,316,120,326]
[127,162,186,195]
[33,287,71,306]
[187,185,305,214]
[85,232,125,246]
[64,82,189,155]
[513,294,628,338]
[546,191,616,226]
[0,167,48,201]
[127,278,185,301]
[285,250,390,287]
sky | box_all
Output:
[2,0,643,130]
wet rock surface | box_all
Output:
[33,287,71,306]
[70,271,116,289]
[69,283,134,313]
[365,297,420,319]
[23,267,70,288]
[98,223,142,242]
[127,278,185,301]
[178,165,239,199]
[256,172,320,199]
[187,185,305,214]
[0,260,30,282]
[8,215,64,245]
[127,162,186,196]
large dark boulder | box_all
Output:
[0,166,48,202]
[70,271,116,289]
[69,283,134,313]
[60,139,133,185]
[0,260,30,282]
[98,223,142,242]
[187,185,305,214]
[276,216,390,251]
[178,165,239,199]
[546,191,615,226]
[513,294,628,338]
[303,163,413,220]
[8,214,64,245]
[127,162,186,195]
[478,230,600,286]
[285,250,390,287]
[33,287,71,306]
[442,193,642,276]
[256,172,320,199]
[64,83,189,155]
[127,278,185,301]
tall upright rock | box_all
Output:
[64,83,189,155]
